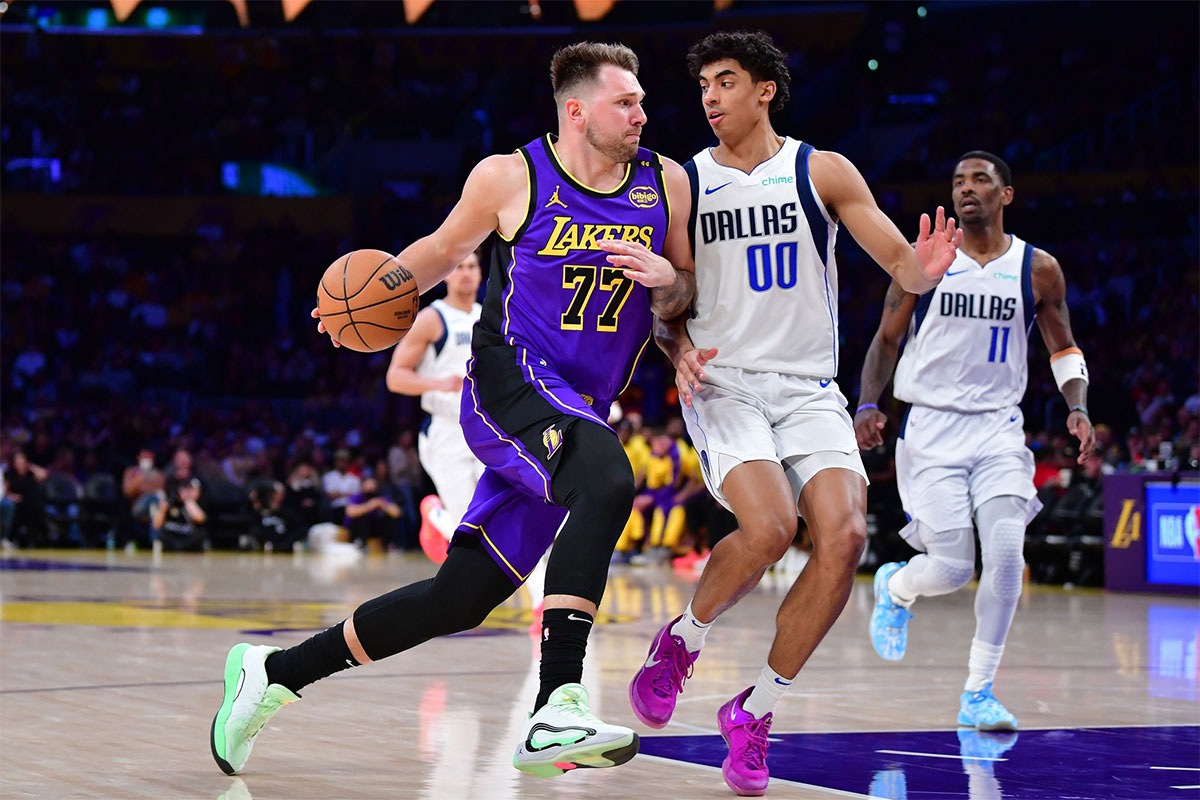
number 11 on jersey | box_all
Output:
[988,325,1011,363]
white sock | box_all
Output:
[965,638,1005,692]
[742,663,792,719]
[670,601,712,653]
[886,564,917,607]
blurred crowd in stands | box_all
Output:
[1,4,1196,586]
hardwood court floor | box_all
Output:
[1,549,1196,799]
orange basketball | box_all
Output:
[316,249,420,352]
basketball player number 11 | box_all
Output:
[988,325,1011,363]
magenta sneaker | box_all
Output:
[628,616,699,728]
[717,687,772,796]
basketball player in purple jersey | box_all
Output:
[627,32,960,796]
[210,42,697,779]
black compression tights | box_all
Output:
[352,420,635,662]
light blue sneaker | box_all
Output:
[869,562,912,661]
[957,683,1019,731]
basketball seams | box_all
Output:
[343,254,398,301]
[318,284,418,318]
[343,252,370,351]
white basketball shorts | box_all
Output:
[682,364,866,512]
[895,404,1043,548]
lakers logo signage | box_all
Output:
[628,185,659,208]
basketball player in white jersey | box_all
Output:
[386,251,485,558]
[625,31,960,796]
[855,151,1095,730]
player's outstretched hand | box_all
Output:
[310,307,341,348]
[854,407,888,449]
[674,346,717,409]
[597,239,676,288]
[1068,410,1096,464]
[915,205,962,282]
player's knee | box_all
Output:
[984,519,1026,602]
[821,515,867,572]
[933,555,976,591]
[741,511,798,567]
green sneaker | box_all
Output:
[513,683,639,778]
[210,643,299,775]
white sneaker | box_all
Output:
[513,683,639,778]
[210,643,299,774]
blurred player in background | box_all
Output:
[385,250,485,561]
[855,151,1095,730]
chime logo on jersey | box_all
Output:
[535,215,655,256]
[542,425,564,458]
[698,203,798,244]
[628,185,659,208]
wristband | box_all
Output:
[1068,405,1089,417]
[856,403,878,415]
[1050,347,1089,391]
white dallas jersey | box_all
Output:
[417,299,480,418]
[686,137,840,378]
[894,235,1036,412]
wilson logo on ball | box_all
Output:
[379,265,414,291]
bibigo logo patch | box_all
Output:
[628,185,659,208]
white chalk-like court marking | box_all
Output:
[1152,766,1200,771]
[1170,785,1200,790]
[875,748,1007,761]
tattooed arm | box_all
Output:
[854,279,918,448]
[1032,248,1094,461]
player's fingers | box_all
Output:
[597,238,641,253]
[317,320,327,334]
[954,227,964,247]
[310,307,320,319]
[697,347,718,365]
[935,205,946,232]
[918,212,931,241]
[945,216,957,243]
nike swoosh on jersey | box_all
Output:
[567,613,592,624]
[773,677,792,686]
[945,269,970,277]
[819,378,832,388]
[704,182,732,195]
[1010,415,1019,422]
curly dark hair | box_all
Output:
[686,30,791,114]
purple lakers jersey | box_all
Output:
[477,134,668,408]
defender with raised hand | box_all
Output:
[629,31,959,797]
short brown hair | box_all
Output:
[550,42,639,104]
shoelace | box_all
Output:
[740,714,773,770]
[650,637,695,698]
[556,689,592,719]
[242,696,286,740]
[968,691,1008,721]
[886,604,913,628]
